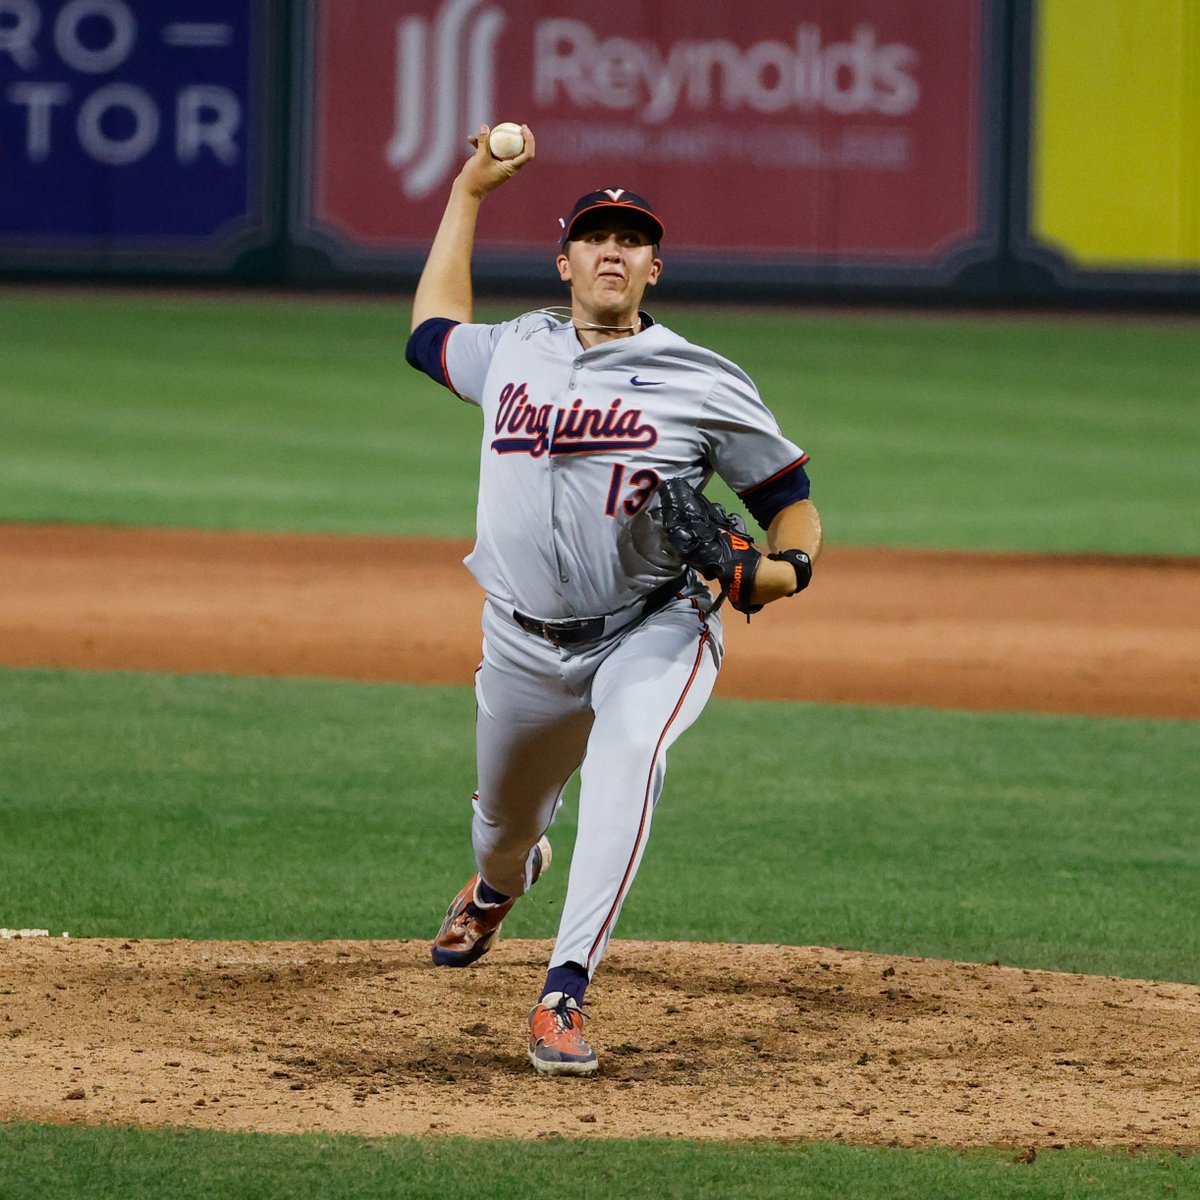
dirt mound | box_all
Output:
[2,936,1197,1148]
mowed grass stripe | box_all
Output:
[1,667,1196,982]
[0,1123,1195,1200]
[1,293,1196,553]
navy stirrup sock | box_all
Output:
[542,962,589,1007]
[476,878,511,906]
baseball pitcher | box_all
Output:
[406,123,822,1076]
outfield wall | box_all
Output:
[1,0,1196,303]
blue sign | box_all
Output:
[0,0,268,263]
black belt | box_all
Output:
[513,572,690,647]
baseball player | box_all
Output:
[406,124,822,1076]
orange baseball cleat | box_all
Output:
[527,991,598,1076]
[430,836,551,967]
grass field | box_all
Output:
[3,667,1197,980]
[1,290,1196,1196]
[0,292,1196,553]
[2,1123,1197,1200]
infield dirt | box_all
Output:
[2,522,1198,1149]
[2,523,1197,718]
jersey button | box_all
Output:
[560,573,569,583]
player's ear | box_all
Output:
[556,251,571,283]
[647,254,662,287]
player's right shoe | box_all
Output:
[430,836,551,968]
[527,991,598,1076]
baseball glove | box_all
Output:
[657,477,762,615]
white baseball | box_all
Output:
[488,122,525,160]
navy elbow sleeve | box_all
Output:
[739,459,811,530]
[405,317,460,389]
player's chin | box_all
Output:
[592,281,631,308]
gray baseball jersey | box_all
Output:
[439,311,808,619]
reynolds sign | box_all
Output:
[298,0,993,276]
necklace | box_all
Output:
[534,306,643,335]
[574,318,642,334]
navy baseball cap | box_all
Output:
[559,189,664,246]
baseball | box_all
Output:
[488,122,525,160]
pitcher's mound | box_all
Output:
[2,937,1196,1148]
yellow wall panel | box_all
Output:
[1032,0,1199,269]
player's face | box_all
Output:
[557,225,662,325]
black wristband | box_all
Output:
[768,549,812,595]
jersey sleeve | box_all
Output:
[405,318,506,406]
[700,359,810,531]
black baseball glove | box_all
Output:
[656,477,763,615]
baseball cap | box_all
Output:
[559,189,665,246]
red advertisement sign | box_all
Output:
[301,0,984,265]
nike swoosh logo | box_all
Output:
[629,376,663,387]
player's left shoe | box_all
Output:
[527,991,599,1076]
[430,836,551,967]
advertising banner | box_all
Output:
[297,0,996,281]
[1014,0,1200,290]
[0,0,271,267]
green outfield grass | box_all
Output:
[1,1123,1195,1200]
[2,667,1196,982]
[0,291,1195,553]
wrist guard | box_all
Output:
[767,549,813,595]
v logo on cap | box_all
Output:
[559,189,665,246]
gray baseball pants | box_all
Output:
[470,585,723,976]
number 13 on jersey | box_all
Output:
[604,465,660,517]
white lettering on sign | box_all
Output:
[537,119,912,171]
[54,0,136,74]
[177,84,240,164]
[5,80,243,163]
[0,2,244,167]
[533,21,919,123]
[0,0,40,69]
[162,22,233,48]
[77,81,158,163]
[6,78,67,158]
